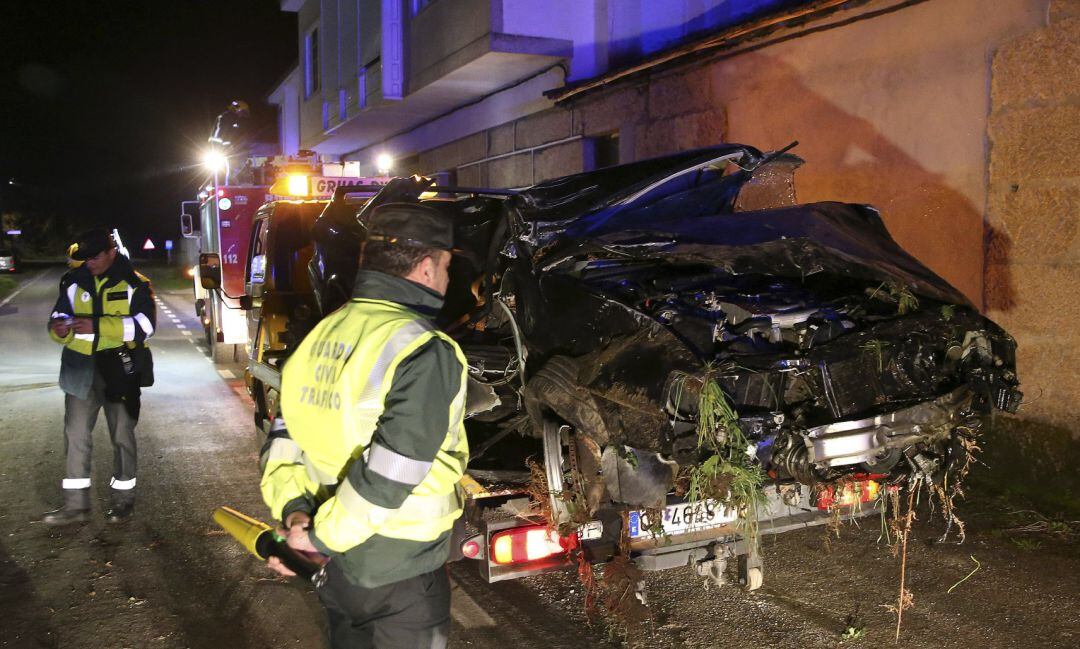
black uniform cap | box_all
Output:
[366,202,454,251]
[71,229,116,261]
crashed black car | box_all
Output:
[303,143,1021,586]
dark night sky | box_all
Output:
[0,0,297,250]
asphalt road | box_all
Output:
[1,265,1077,649]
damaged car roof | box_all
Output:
[544,201,970,307]
[508,144,967,307]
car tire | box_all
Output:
[523,356,612,445]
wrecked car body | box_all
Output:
[305,143,1021,586]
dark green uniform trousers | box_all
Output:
[316,562,450,649]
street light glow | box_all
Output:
[375,153,393,175]
[202,150,227,173]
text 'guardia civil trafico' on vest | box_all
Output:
[308,340,354,359]
[298,385,342,410]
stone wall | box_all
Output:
[982,0,1080,512]
[413,0,1076,509]
[424,0,1049,305]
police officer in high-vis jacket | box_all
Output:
[44,229,155,525]
[262,203,468,649]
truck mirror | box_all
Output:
[239,295,253,310]
[199,252,222,290]
[180,200,201,238]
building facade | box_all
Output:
[271,0,804,166]
[269,0,1080,509]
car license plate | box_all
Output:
[627,499,736,539]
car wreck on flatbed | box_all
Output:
[254,142,1021,594]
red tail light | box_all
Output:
[490,526,568,565]
[461,539,481,559]
[816,478,881,510]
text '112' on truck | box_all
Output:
[214,143,1021,595]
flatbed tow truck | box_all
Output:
[216,173,888,594]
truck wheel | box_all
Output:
[252,379,268,431]
[252,379,279,431]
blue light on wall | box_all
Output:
[639,0,807,56]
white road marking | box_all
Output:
[181,330,192,336]
[217,369,236,379]
[176,324,187,329]
[0,270,49,309]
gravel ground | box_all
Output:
[455,496,1079,648]
[3,268,1077,649]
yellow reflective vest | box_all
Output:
[49,257,155,399]
[269,281,468,582]
[51,275,151,354]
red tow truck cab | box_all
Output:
[186,151,390,365]
[193,185,272,363]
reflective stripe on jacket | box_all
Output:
[259,417,324,522]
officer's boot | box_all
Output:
[105,483,135,523]
[42,488,91,525]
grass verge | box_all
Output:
[0,276,17,300]
[138,262,193,293]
